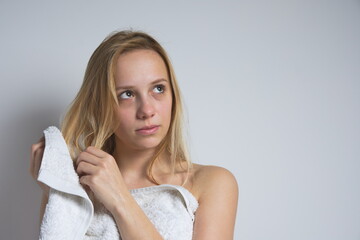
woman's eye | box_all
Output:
[119,91,133,99]
[154,84,165,94]
[118,85,165,100]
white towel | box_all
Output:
[37,126,94,240]
[37,126,198,240]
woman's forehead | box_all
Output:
[114,49,169,88]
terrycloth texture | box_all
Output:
[37,126,94,240]
[37,126,199,240]
[86,185,198,240]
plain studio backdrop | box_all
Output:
[0,0,359,239]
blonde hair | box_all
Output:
[60,30,192,186]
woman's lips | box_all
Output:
[136,125,160,135]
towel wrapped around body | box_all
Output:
[37,126,198,240]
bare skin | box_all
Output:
[29,49,238,239]
[30,140,238,239]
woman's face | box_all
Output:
[113,49,173,152]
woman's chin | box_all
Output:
[136,141,162,150]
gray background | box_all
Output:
[1,0,359,239]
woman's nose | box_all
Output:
[136,97,155,119]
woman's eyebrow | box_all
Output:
[116,78,168,91]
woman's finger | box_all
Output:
[79,175,94,188]
[76,151,100,166]
[30,145,36,176]
[76,161,98,176]
[30,136,45,174]
[33,147,44,178]
[39,136,45,142]
[30,145,42,177]
[85,146,108,158]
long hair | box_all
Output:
[60,30,192,186]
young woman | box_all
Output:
[30,30,238,239]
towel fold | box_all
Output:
[36,126,199,240]
[37,126,94,240]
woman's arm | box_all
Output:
[110,191,164,240]
[192,166,239,240]
[76,146,164,240]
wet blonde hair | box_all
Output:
[60,30,192,185]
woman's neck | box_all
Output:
[113,146,151,172]
[112,145,171,185]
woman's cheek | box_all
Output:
[114,111,130,132]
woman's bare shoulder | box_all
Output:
[189,163,238,202]
[188,164,238,238]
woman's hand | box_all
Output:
[29,136,50,196]
[75,146,127,214]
